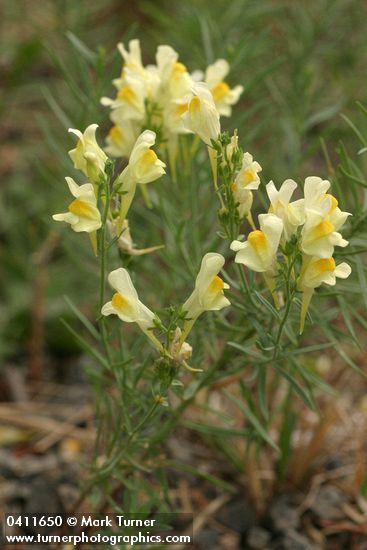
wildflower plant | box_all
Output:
[51,38,364,515]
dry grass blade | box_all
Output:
[170,494,231,550]
[0,404,94,444]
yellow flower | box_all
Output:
[303,176,331,211]
[232,152,262,218]
[301,203,348,258]
[156,45,192,99]
[300,256,351,290]
[105,113,139,158]
[163,97,191,135]
[266,179,304,242]
[116,130,166,221]
[101,70,148,121]
[302,176,351,231]
[231,214,283,273]
[52,177,101,233]
[182,83,221,145]
[299,255,351,333]
[101,268,155,331]
[205,59,243,116]
[68,124,107,183]
[117,39,144,75]
[123,130,166,185]
[182,253,230,324]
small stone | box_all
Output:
[310,485,346,520]
[195,528,219,549]
[216,497,256,534]
[247,526,271,548]
[269,495,300,532]
[22,477,64,518]
[275,529,317,550]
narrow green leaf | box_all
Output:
[166,460,236,493]
[66,31,96,63]
[64,295,101,341]
[273,365,316,410]
[254,290,280,319]
[224,391,279,451]
[60,318,109,370]
[257,366,268,421]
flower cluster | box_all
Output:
[52,119,231,368]
[230,175,351,331]
[52,39,354,382]
[53,124,166,254]
[101,253,230,366]
[101,39,243,159]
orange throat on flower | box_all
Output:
[313,257,336,274]
[189,96,201,112]
[140,149,158,170]
[175,102,189,116]
[312,219,334,239]
[212,81,230,101]
[172,62,187,75]
[111,292,132,314]
[117,85,137,105]
[248,230,267,252]
[238,167,256,187]
[109,126,123,143]
[209,275,225,294]
[68,199,96,220]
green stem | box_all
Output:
[95,401,160,480]
[236,264,256,308]
[76,400,160,506]
[98,177,112,367]
[273,253,298,358]
[273,295,292,359]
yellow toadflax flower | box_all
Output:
[163,96,192,136]
[105,113,139,158]
[300,201,348,258]
[231,214,283,274]
[298,256,351,333]
[302,176,331,211]
[101,268,162,349]
[231,214,283,303]
[266,179,304,243]
[182,83,221,145]
[300,256,352,291]
[117,39,145,75]
[302,176,351,231]
[52,177,101,233]
[101,70,148,121]
[126,130,166,184]
[181,253,230,341]
[68,124,107,183]
[155,45,192,99]
[119,130,166,186]
[328,193,351,231]
[205,59,244,117]
[117,130,166,221]
[231,152,262,219]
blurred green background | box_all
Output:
[1,0,367,365]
